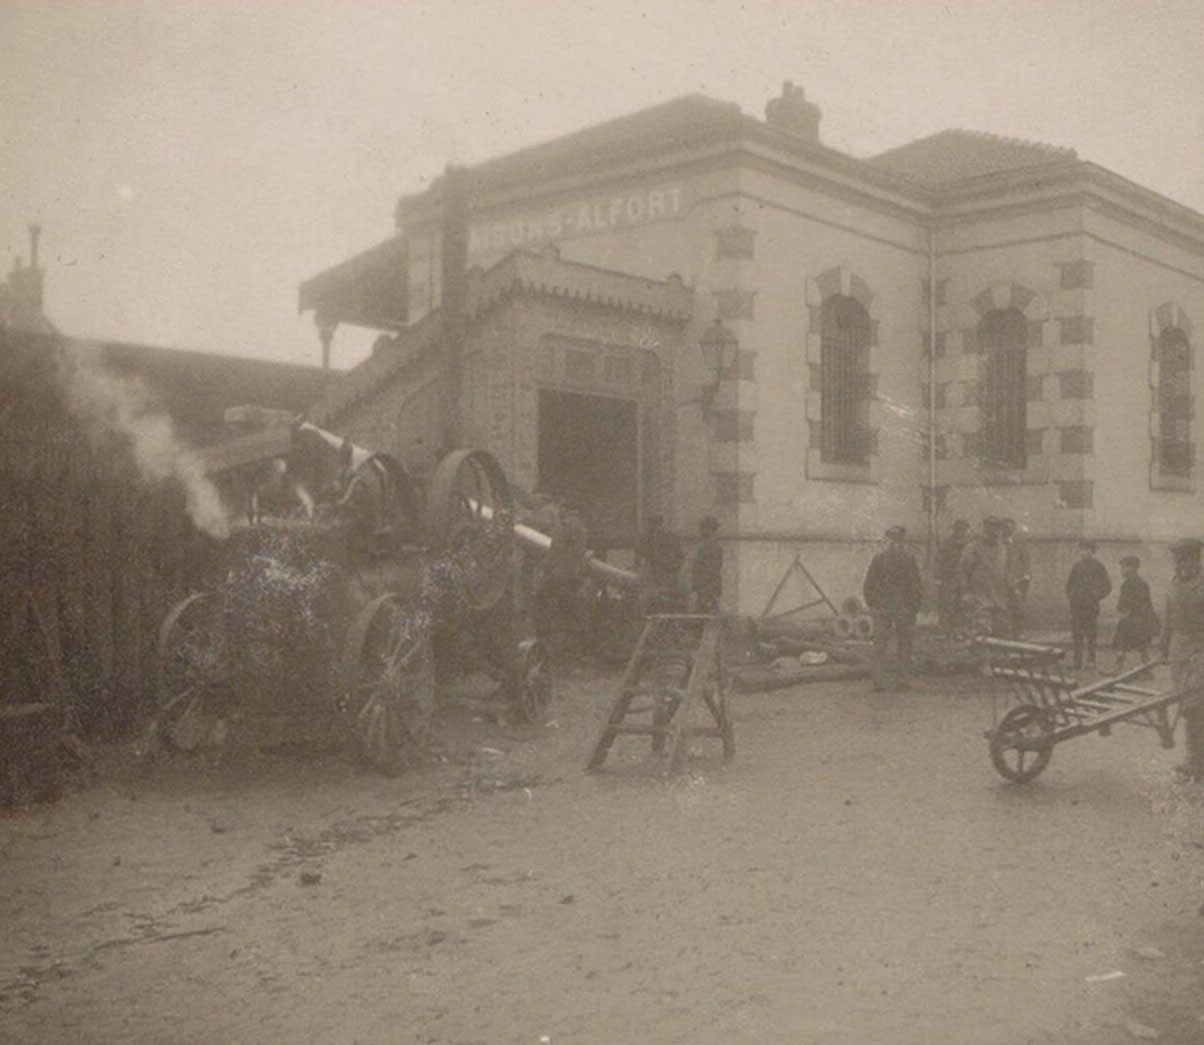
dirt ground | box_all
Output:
[3,660,1204,1045]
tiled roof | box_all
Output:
[868,129,1077,188]
[397,95,745,219]
[1,330,330,447]
[298,237,408,330]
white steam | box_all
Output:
[60,349,230,540]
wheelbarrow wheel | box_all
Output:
[153,593,230,752]
[989,704,1054,783]
[342,595,435,774]
[510,638,551,724]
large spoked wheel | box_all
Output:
[341,595,435,774]
[154,593,230,751]
[510,638,551,724]
[989,704,1055,783]
[424,449,514,612]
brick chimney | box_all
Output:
[764,81,821,142]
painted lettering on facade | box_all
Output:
[468,184,693,255]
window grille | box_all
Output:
[819,296,870,463]
[1158,327,1192,475]
[979,309,1028,469]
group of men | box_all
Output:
[935,516,1031,642]
[865,519,1204,781]
[637,513,724,614]
[521,498,725,656]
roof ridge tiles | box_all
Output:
[873,126,1076,162]
[944,126,1076,157]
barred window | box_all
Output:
[1158,327,1192,475]
[979,308,1028,469]
[820,295,870,463]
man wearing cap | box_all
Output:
[1065,539,1112,670]
[958,516,1011,638]
[1159,538,1204,781]
[936,519,971,633]
[690,515,723,613]
[863,525,923,691]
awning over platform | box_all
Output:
[298,237,408,331]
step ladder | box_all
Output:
[586,614,734,775]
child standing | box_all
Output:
[1113,555,1159,674]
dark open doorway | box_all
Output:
[537,389,639,549]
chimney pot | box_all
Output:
[765,81,822,142]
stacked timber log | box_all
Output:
[728,597,980,694]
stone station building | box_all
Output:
[300,83,1204,622]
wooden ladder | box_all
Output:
[586,614,734,776]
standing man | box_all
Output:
[690,515,723,614]
[936,519,971,634]
[540,500,590,652]
[1159,538,1204,781]
[1002,518,1032,638]
[863,525,924,692]
[958,516,1011,638]
[638,514,685,611]
[1065,539,1112,670]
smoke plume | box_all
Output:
[59,348,230,539]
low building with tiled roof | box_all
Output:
[301,82,1204,622]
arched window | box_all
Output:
[979,308,1028,469]
[1158,326,1192,475]
[820,295,870,463]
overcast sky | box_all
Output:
[4,0,1203,370]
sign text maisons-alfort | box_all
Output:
[468,184,693,255]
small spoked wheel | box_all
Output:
[342,595,435,774]
[154,593,230,751]
[989,704,1054,783]
[511,638,551,724]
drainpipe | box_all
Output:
[927,224,938,567]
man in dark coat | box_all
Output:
[638,514,685,611]
[1065,539,1112,669]
[936,519,971,633]
[863,525,924,692]
[690,515,723,613]
[1112,555,1159,675]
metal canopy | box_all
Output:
[298,237,409,331]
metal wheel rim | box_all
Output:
[154,593,227,751]
[423,450,514,612]
[342,596,435,772]
[989,705,1054,783]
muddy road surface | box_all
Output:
[3,666,1204,1044]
